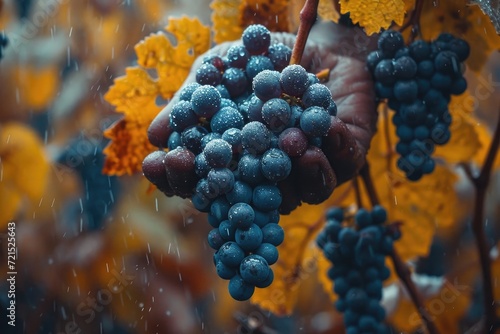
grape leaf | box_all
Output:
[103,16,211,175]
[420,0,500,72]
[210,0,244,43]
[470,0,500,34]
[0,123,49,226]
[434,92,481,163]
[318,0,340,22]
[339,0,406,35]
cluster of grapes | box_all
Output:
[143,24,338,300]
[367,30,470,181]
[316,206,400,334]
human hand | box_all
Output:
[143,21,378,214]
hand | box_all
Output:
[144,21,378,214]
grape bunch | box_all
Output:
[316,206,400,334]
[367,30,470,181]
[143,24,340,300]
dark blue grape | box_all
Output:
[246,55,274,80]
[179,82,201,101]
[228,202,255,230]
[210,106,245,133]
[255,243,279,265]
[261,223,284,246]
[374,59,395,85]
[236,224,263,251]
[207,167,235,194]
[300,106,331,136]
[196,63,222,86]
[261,98,291,132]
[267,43,292,71]
[280,64,309,97]
[167,131,182,150]
[226,45,250,68]
[302,83,334,109]
[191,85,221,118]
[252,185,282,212]
[228,274,255,301]
[181,126,209,154]
[252,70,282,102]
[218,241,245,267]
[241,121,271,155]
[240,254,270,284]
[238,154,265,185]
[242,24,271,55]
[208,228,225,249]
[377,30,404,57]
[222,67,249,97]
[260,148,292,182]
[216,260,237,279]
[226,181,253,205]
[203,138,233,168]
[393,56,417,80]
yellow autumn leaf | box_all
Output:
[210,0,244,43]
[103,16,211,175]
[12,65,59,111]
[0,123,49,226]
[420,0,500,72]
[318,0,340,23]
[104,67,160,121]
[434,92,481,163]
[339,0,406,35]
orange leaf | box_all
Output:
[210,0,244,44]
[102,118,157,176]
[0,123,49,226]
[339,0,407,35]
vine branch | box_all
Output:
[360,162,440,334]
[290,0,319,65]
[462,109,500,334]
[399,0,424,42]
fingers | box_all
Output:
[142,150,174,196]
[322,116,364,185]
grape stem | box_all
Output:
[461,109,500,334]
[360,162,441,334]
[290,0,319,65]
[398,0,424,42]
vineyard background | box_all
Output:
[0,0,500,333]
